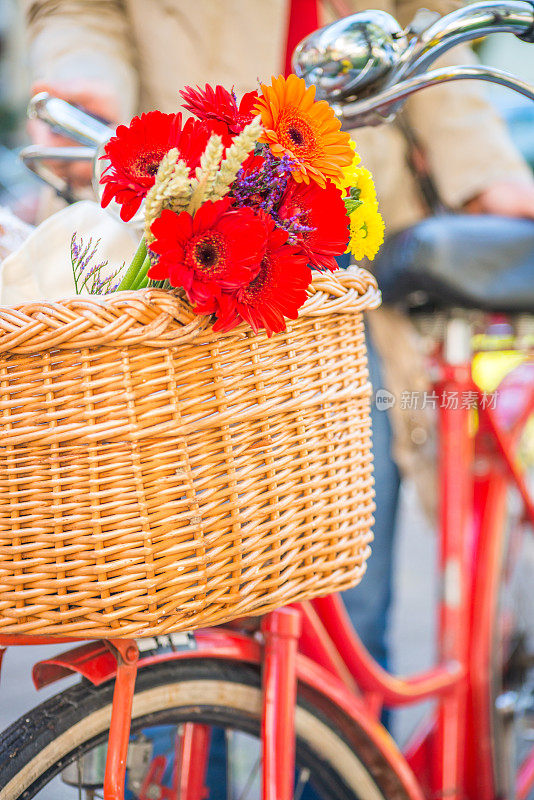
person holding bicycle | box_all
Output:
[22,0,534,682]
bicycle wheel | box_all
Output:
[0,658,411,800]
[485,370,534,799]
[491,483,534,800]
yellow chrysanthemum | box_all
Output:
[352,167,377,206]
[336,139,362,190]
[346,202,385,261]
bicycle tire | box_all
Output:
[0,657,411,800]
[490,483,534,800]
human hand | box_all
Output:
[27,80,120,189]
[464,179,534,220]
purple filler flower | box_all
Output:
[230,147,315,243]
[70,233,123,294]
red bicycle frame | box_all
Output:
[1,323,533,800]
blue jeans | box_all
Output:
[337,255,400,669]
[341,330,401,672]
[335,253,401,671]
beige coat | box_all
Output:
[24,0,531,233]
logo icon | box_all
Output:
[375,389,395,411]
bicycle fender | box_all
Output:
[32,628,260,688]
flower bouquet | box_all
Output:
[0,75,382,638]
[94,74,384,332]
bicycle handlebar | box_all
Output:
[293,0,534,128]
[330,64,534,130]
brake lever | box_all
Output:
[19,144,96,203]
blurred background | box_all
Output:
[0,0,40,222]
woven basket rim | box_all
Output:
[0,266,380,354]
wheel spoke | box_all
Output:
[225,729,233,800]
[236,754,261,800]
[77,759,83,800]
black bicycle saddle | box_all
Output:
[371,214,534,313]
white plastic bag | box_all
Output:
[0,200,139,305]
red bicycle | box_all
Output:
[1,2,534,799]
[0,306,532,800]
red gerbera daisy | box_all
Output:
[147,198,268,305]
[180,84,258,138]
[100,111,212,221]
[278,179,350,271]
[205,217,311,336]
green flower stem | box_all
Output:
[131,255,151,290]
[117,238,147,290]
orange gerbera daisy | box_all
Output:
[254,74,353,188]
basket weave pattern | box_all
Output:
[0,268,380,637]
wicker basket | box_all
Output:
[0,267,380,638]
